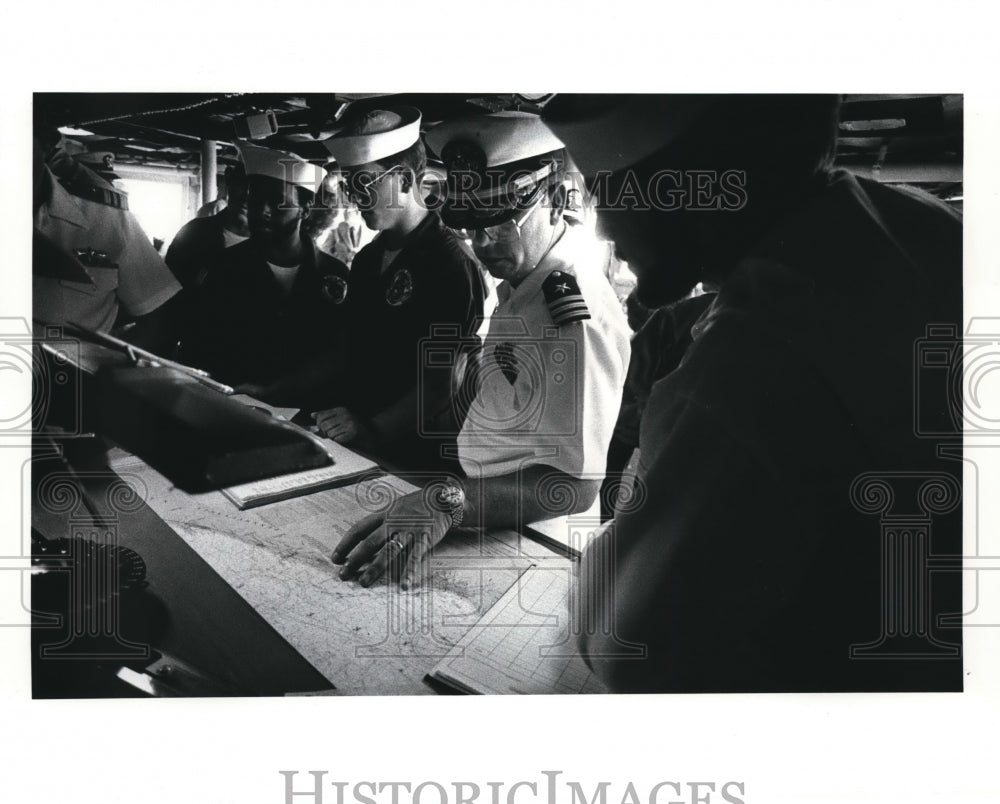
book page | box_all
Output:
[220,437,381,509]
[430,560,607,695]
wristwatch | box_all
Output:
[431,483,466,529]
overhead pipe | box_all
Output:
[841,162,962,183]
[200,139,218,205]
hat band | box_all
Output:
[239,142,325,190]
[445,163,553,203]
[323,109,422,167]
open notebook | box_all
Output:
[428,559,607,694]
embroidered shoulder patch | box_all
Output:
[321,274,349,304]
[386,268,414,306]
[542,270,590,325]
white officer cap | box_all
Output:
[238,142,325,192]
[424,111,566,229]
[320,107,422,169]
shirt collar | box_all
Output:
[496,223,571,308]
[374,210,436,254]
[39,167,88,229]
[690,295,720,341]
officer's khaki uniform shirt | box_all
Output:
[34,168,181,332]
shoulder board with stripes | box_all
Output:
[60,177,129,210]
[542,270,591,325]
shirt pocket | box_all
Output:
[59,264,119,297]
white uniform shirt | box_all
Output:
[34,169,181,332]
[458,224,630,488]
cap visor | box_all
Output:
[440,202,521,231]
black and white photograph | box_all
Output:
[25,90,967,697]
[3,3,1000,803]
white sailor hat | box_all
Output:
[238,142,325,193]
[424,111,566,229]
[540,95,714,176]
[320,107,423,169]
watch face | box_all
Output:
[437,486,464,508]
[434,486,465,528]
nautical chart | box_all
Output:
[112,455,534,694]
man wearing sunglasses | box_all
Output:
[315,107,485,470]
[330,111,630,590]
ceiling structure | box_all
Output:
[35,92,963,202]
[835,94,962,202]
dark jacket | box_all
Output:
[601,292,716,521]
[165,213,232,290]
[581,171,964,693]
[333,212,486,468]
[181,236,348,388]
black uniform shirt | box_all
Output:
[183,236,349,388]
[339,212,485,419]
[165,213,230,289]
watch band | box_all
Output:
[432,483,466,529]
